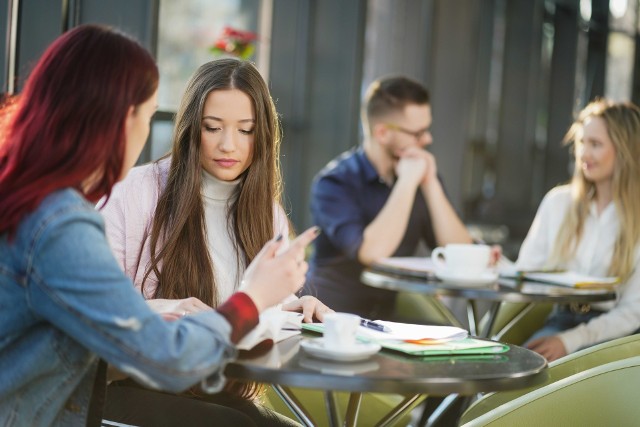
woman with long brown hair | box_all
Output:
[101,58,330,426]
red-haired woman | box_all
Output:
[0,24,316,427]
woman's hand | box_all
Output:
[489,245,503,267]
[146,297,213,320]
[527,336,567,362]
[281,295,334,323]
[241,226,320,313]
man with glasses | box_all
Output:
[303,76,471,320]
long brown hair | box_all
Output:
[550,99,640,282]
[142,58,282,306]
[143,58,282,400]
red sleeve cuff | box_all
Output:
[216,292,259,343]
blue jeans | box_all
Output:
[524,306,604,350]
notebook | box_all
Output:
[302,321,508,356]
[500,268,619,290]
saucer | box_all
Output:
[299,355,380,375]
[435,270,499,287]
[300,338,381,362]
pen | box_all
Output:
[360,318,392,333]
[515,269,565,276]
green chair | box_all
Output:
[394,292,464,327]
[459,333,640,424]
[460,355,640,426]
[478,302,553,344]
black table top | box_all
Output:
[361,268,617,304]
[225,334,548,396]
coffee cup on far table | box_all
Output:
[431,244,491,277]
[323,312,360,350]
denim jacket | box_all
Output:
[0,189,238,426]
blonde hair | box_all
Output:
[550,99,640,282]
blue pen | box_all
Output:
[360,318,392,333]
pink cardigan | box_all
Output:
[100,158,290,299]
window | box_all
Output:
[147,0,262,162]
[605,0,637,101]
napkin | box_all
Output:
[237,308,303,351]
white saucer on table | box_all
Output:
[435,270,499,287]
[299,355,380,375]
[300,338,381,362]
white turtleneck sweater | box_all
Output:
[101,158,290,304]
[201,170,243,303]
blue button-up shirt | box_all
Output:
[0,189,238,426]
[305,147,439,318]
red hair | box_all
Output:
[0,24,158,236]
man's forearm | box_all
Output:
[422,180,472,246]
[358,179,418,264]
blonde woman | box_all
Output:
[517,99,640,361]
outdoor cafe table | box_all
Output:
[224,333,547,427]
[361,263,617,338]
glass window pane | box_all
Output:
[156,0,260,111]
[149,120,174,161]
[605,32,634,101]
[609,0,636,32]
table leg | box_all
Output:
[480,301,502,338]
[375,394,424,427]
[466,301,477,336]
[343,392,363,427]
[272,388,428,427]
[272,384,316,427]
[324,390,341,427]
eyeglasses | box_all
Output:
[385,123,430,140]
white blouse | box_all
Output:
[516,185,640,353]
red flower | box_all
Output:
[210,26,258,60]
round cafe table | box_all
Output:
[225,333,547,427]
[361,263,617,337]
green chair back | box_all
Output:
[479,302,553,345]
[394,292,463,327]
[461,355,640,426]
[460,333,640,424]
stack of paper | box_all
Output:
[500,269,619,289]
[356,321,468,343]
[302,321,508,356]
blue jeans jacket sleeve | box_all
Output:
[27,198,236,393]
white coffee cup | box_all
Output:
[323,312,360,349]
[431,244,491,277]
